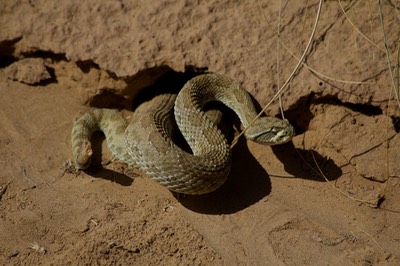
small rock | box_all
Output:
[5,58,51,85]
[7,250,19,259]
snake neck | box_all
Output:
[190,74,257,126]
[174,74,256,155]
[175,73,257,129]
[176,74,295,147]
[173,79,230,159]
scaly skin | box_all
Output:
[71,73,294,194]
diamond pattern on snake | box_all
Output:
[71,73,294,194]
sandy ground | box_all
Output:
[1,0,400,265]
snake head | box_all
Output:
[244,117,295,145]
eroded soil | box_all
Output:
[0,1,399,265]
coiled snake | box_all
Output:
[71,73,294,194]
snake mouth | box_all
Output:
[270,128,294,144]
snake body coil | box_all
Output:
[71,74,294,194]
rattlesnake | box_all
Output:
[71,73,294,194]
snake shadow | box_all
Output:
[177,136,273,214]
[178,139,342,214]
[270,141,342,182]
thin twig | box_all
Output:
[0,181,11,200]
[338,0,385,53]
[396,34,400,93]
[378,0,400,105]
[310,151,380,206]
[390,0,400,22]
[232,0,323,147]
[280,41,380,85]
[22,168,38,188]
[258,0,384,86]
[378,0,400,184]
[277,0,283,118]
[359,230,385,251]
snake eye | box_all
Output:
[272,128,280,134]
